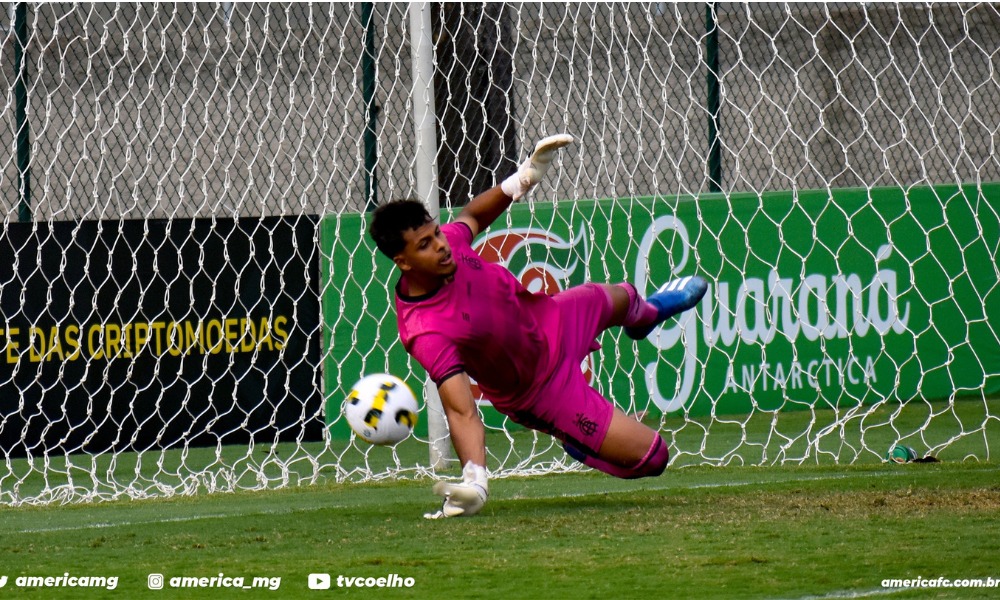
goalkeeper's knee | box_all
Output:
[564,434,669,479]
[631,434,670,478]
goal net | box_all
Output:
[1,3,998,506]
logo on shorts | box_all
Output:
[575,413,599,437]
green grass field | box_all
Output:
[2,398,998,598]
[2,460,999,599]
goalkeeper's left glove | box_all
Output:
[423,462,488,519]
[500,133,575,201]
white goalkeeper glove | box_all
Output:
[423,461,489,519]
[500,133,575,201]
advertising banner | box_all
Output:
[0,216,322,457]
[322,184,1000,437]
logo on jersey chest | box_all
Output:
[459,254,482,270]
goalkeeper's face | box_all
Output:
[395,221,456,279]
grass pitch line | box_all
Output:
[13,464,997,535]
[542,466,942,500]
[17,504,345,535]
[778,587,907,600]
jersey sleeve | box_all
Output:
[442,220,474,249]
[408,333,465,387]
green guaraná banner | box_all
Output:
[322,183,1000,438]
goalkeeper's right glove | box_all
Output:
[501,133,575,201]
[423,462,488,519]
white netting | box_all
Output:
[1,2,998,506]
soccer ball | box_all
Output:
[343,374,419,445]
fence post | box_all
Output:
[362,2,379,211]
[705,3,722,193]
[14,2,31,221]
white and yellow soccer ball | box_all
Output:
[343,374,419,445]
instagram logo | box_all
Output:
[148,574,165,590]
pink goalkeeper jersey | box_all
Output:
[395,221,559,408]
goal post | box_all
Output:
[2,3,999,506]
[408,0,452,470]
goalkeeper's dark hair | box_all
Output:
[369,199,434,258]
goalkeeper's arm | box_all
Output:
[456,133,575,237]
[425,372,489,519]
[438,372,485,468]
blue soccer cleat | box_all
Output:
[624,275,708,341]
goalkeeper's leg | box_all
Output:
[532,283,673,478]
[557,280,706,343]
[607,279,707,341]
[506,358,668,479]
[563,407,669,479]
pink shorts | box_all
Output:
[502,284,616,455]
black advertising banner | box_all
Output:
[0,216,322,458]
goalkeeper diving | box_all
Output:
[369,134,707,519]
